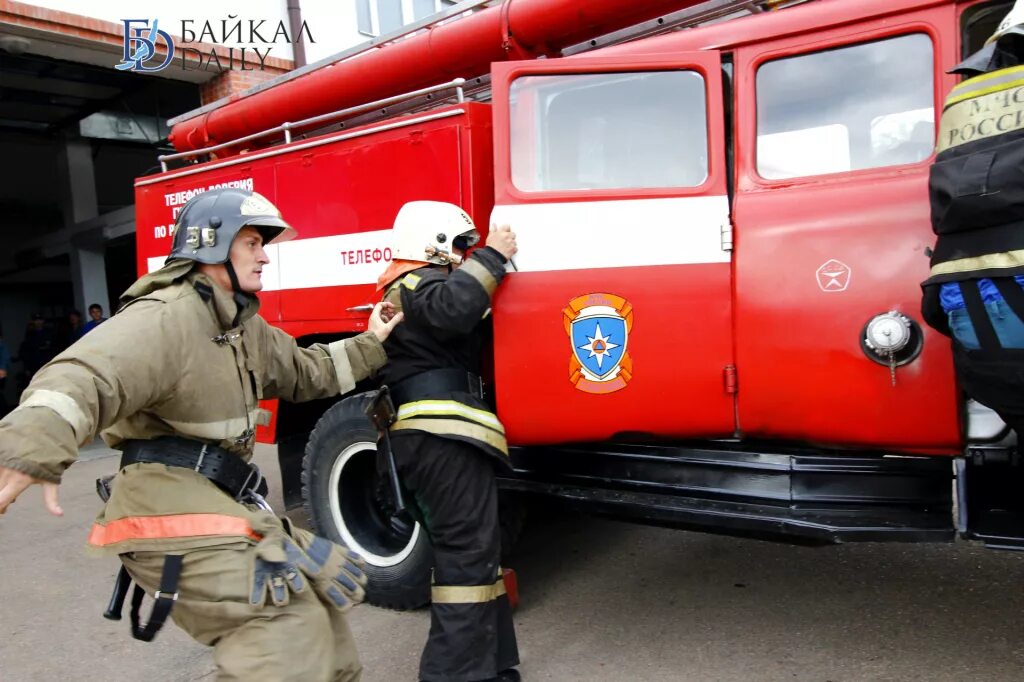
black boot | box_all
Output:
[423,672,520,682]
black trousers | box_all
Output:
[954,344,1024,434]
[392,432,519,682]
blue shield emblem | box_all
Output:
[571,314,628,380]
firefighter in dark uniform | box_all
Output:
[922,1,1024,434]
[376,201,520,682]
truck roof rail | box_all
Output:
[157,79,467,171]
[562,0,812,56]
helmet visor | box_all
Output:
[452,230,480,251]
[246,216,297,245]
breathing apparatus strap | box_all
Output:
[961,280,1002,350]
[224,260,250,328]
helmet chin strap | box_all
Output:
[224,260,253,328]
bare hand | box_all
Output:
[486,224,518,261]
[0,369,6,379]
[0,466,63,516]
[369,301,404,342]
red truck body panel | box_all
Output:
[136,104,495,442]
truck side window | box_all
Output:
[755,33,935,180]
[509,71,708,191]
[961,2,1013,60]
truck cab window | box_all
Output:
[509,71,708,191]
[756,33,935,180]
[962,1,1014,59]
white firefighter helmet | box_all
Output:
[391,200,480,265]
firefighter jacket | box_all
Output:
[927,65,1024,287]
[378,246,510,467]
[0,259,387,555]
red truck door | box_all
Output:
[731,6,962,452]
[489,53,734,445]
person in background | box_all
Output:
[54,310,84,354]
[0,326,10,416]
[17,314,52,387]
[81,303,107,335]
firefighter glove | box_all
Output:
[295,531,367,611]
[249,533,316,607]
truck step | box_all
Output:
[499,442,954,544]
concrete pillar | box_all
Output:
[57,136,109,314]
[58,137,98,226]
[69,247,109,317]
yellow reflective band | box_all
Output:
[327,339,357,394]
[946,65,1024,107]
[459,258,498,297]
[396,400,504,431]
[431,578,506,604]
[930,249,1024,277]
[16,389,91,444]
[936,83,1024,153]
[391,418,509,454]
[401,273,421,290]
[945,76,1024,109]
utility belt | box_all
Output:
[118,436,269,501]
[98,436,271,642]
[389,368,484,406]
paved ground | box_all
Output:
[3,443,1024,681]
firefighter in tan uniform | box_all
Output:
[376,201,520,682]
[0,188,403,681]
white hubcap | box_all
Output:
[328,441,420,567]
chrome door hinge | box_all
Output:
[721,219,734,252]
[724,365,737,394]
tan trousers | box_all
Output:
[122,544,362,682]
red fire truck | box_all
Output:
[135,0,1024,608]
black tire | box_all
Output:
[302,392,432,610]
[498,491,526,561]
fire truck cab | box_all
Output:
[136,0,1024,609]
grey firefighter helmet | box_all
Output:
[167,188,297,265]
[391,200,481,265]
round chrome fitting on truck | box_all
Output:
[860,311,924,386]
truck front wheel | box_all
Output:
[302,393,432,610]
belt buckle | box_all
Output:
[238,465,271,512]
[244,489,274,513]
